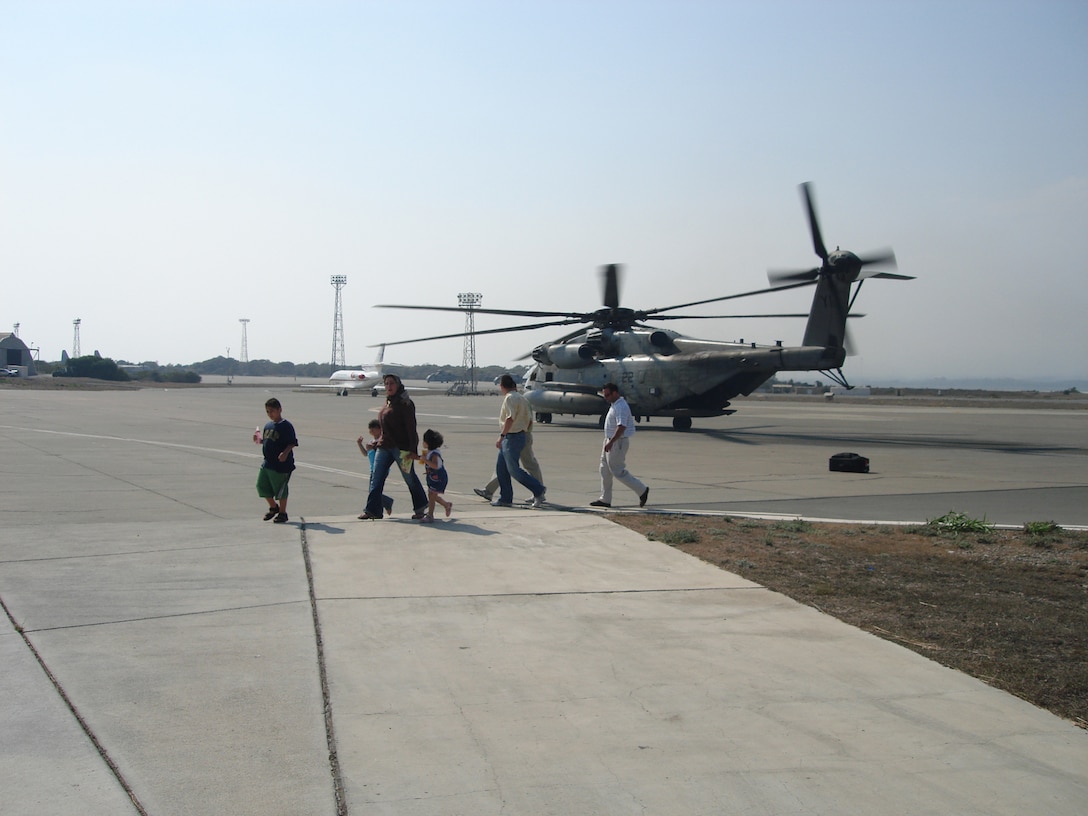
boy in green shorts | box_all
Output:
[254,397,298,523]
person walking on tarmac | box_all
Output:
[493,373,547,508]
[358,374,429,520]
[590,382,649,508]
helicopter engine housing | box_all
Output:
[532,342,597,369]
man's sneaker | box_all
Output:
[589,500,611,508]
[639,487,650,507]
[382,496,395,516]
[490,499,512,507]
[530,492,546,509]
[263,509,279,521]
[273,512,289,524]
[474,488,493,501]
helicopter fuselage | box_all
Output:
[375,184,907,431]
[524,326,844,429]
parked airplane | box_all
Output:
[301,345,388,396]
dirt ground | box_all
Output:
[610,513,1088,728]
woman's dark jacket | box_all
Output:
[378,390,419,453]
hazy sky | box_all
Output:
[3,0,1086,382]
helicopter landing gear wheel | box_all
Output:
[672,416,692,431]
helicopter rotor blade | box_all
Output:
[601,263,622,309]
[767,267,820,287]
[801,181,829,261]
[837,278,866,356]
[649,311,865,321]
[375,303,586,320]
[861,273,913,282]
[644,313,818,319]
[854,248,911,281]
[855,248,897,269]
[843,323,859,357]
[643,279,816,316]
[370,317,588,348]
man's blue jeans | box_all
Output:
[495,431,546,503]
[366,447,428,517]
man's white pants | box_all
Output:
[599,436,646,503]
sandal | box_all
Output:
[263,509,279,521]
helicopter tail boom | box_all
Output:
[802,271,853,351]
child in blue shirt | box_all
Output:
[357,419,395,517]
[255,397,298,524]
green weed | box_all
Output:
[925,511,993,534]
[657,529,699,545]
[1024,521,1061,536]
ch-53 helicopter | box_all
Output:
[375,183,913,430]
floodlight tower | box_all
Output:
[239,319,250,363]
[72,319,81,358]
[458,292,482,393]
[330,275,347,368]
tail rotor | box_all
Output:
[769,182,910,287]
[767,182,913,359]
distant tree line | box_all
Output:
[50,355,132,381]
[39,354,791,389]
[44,356,201,383]
[40,355,526,384]
[187,357,519,382]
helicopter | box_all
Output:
[374,183,913,430]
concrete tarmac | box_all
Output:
[1,384,1086,815]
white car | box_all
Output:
[1,368,20,377]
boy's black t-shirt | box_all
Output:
[261,419,298,473]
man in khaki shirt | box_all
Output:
[493,374,547,507]
[475,416,543,502]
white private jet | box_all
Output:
[301,345,389,396]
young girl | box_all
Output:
[419,429,452,523]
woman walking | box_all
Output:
[358,374,429,520]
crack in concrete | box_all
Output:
[1,593,148,815]
[300,517,349,816]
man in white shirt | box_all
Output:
[590,383,649,508]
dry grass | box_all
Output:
[610,512,1088,728]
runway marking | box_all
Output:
[415,412,482,420]
[0,425,368,480]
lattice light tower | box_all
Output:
[72,319,81,358]
[458,292,482,393]
[239,319,250,363]
[330,275,347,368]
